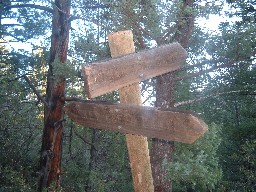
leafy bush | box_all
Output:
[168,123,222,191]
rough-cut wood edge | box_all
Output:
[64,101,208,144]
[82,42,187,98]
[108,30,154,192]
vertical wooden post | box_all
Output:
[108,30,154,192]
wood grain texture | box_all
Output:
[64,101,208,144]
[108,30,154,192]
[82,42,187,98]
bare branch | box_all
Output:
[4,4,54,13]
[60,96,86,102]
[176,59,209,73]
[2,24,23,27]
[121,4,155,41]
[3,33,26,42]
[4,3,108,21]
[174,60,234,82]
[142,91,155,105]
[174,95,212,107]
[174,90,256,107]
[73,127,97,150]
[23,75,48,107]
[158,25,176,44]
[132,28,147,49]
[75,4,109,10]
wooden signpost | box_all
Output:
[64,101,208,144]
[64,30,208,192]
[108,31,154,192]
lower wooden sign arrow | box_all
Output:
[64,101,208,144]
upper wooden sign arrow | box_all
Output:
[82,42,187,98]
[64,101,208,144]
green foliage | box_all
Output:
[1,0,51,43]
[227,0,256,24]
[1,0,256,191]
[0,166,32,192]
[239,139,256,189]
[191,3,256,189]
[0,46,42,191]
[219,122,256,191]
[52,58,77,83]
[85,130,133,192]
[168,123,222,191]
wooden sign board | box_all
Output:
[64,101,208,144]
[82,43,187,98]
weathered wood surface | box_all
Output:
[64,101,208,144]
[82,42,187,98]
[108,30,154,192]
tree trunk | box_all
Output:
[38,0,70,191]
[151,73,176,192]
[150,0,195,191]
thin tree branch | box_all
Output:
[174,90,256,107]
[174,60,234,82]
[142,90,155,105]
[2,24,23,27]
[0,74,23,83]
[176,59,209,73]
[73,127,97,150]
[75,4,109,10]
[4,4,108,21]
[60,96,86,102]
[4,33,26,42]
[158,25,176,44]
[121,4,155,41]
[4,4,54,13]
[23,75,48,107]
[0,40,20,43]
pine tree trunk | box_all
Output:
[38,0,70,191]
[150,0,195,191]
[151,72,177,192]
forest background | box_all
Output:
[0,0,255,191]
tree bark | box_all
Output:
[150,0,195,191]
[38,0,70,191]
